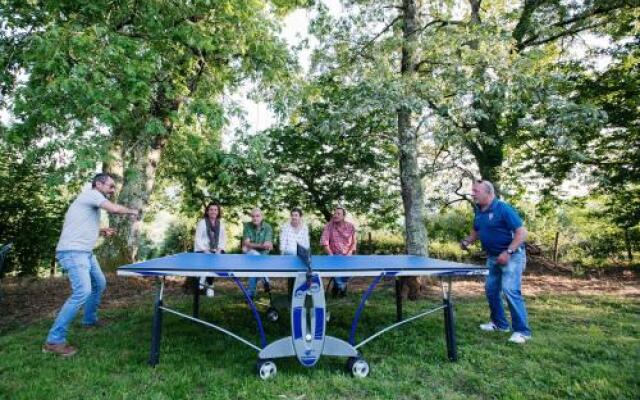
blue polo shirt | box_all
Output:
[473,199,523,256]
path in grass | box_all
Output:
[0,281,638,399]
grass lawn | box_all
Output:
[0,285,638,400]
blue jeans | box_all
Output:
[245,250,267,297]
[46,251,107,344]
[485,251,531,336]
[334,276,349,290]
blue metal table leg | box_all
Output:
[395,277,403,322]
[442,277,457,361]
[149,277,165,366]
[193,277,200,318]
[348,273,388,346]
[231,276,267,349]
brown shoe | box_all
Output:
[42,343,77,357]
[83,320,107,329]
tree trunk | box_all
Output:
[399,0,427,257]
[398,0,428,298]
[466,138,504,195]
[97,134,167,270]
[553,231,560,265]
[102,138,124,192]
[624,228,633,262]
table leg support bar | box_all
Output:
[354,304,446,350]
[160,306,261,352]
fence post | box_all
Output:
[624,228,633,262]
[553,232,560,265]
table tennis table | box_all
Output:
[117,246,487,379]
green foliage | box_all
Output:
[577,40,640,228]
[353,231,403,255]
[307,0,636,197]
[426,206,474,243]
[1,0,304,268]
[159,127,283,223]
[1,0,638,273]
[1,0,297,166]
[135,231,160,261]
[557,199,639,267]
[257,75,401,226]
[432,197,639,268]
[0,146,67,275]
[158,219,194,257]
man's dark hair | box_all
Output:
[291,207,303,216]
[91,173,114,188]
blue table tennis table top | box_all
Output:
[117,253,487,278]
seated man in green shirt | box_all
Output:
[242,208,274,298]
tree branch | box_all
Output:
[518,20,610,51]
[357,15,402,49]
[411,18,465,36]
[515,2,629,52]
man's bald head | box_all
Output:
[250,208,263,226]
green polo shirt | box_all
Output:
[243,222,273,255]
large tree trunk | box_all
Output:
[97,134,167,270]
[98,85,178,269]
[399,0,428,298]
[102,138,124,195]
[465,136,504,195]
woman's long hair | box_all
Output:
[203,202,222,220]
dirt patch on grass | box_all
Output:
[1,271,638,333]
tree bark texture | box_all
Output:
[398,0,429,297]
[97,134,167,270]
[399,0,428,258]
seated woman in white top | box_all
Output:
[279,207,310,255]
[194,202,227,297]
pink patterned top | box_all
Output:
[320,220,356,255]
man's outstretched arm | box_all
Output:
[100,201,139,218]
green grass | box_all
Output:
[0,288,638,400]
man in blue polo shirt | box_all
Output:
[461,180,531,344]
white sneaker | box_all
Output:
[508,332,531,344]
[206,288,214,298]
[479,322,510,332]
